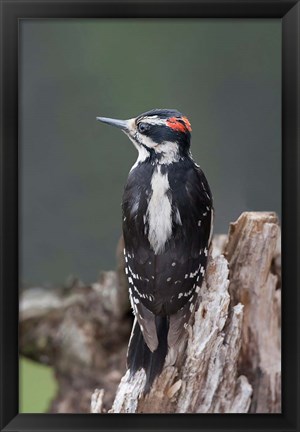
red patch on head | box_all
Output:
[166,116,192,133]
[182,116,192,132]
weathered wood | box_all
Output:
[108,254,252,413]
[106,212,281,413]
[91,389,105,414]
[225,212,281,413]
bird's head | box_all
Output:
[97,109,192,164]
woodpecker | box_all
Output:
[97,109,213,393]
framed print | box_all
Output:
[0,0,299,431]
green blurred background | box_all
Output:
[19,19,281,412]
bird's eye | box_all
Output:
[138,122,149,134]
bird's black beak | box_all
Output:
[96,116,129,132]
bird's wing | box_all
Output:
[128,289,158,352]
[163,165,213,347]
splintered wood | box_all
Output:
[225,212,281,413]
[107,212,281,413]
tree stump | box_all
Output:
[101,212,281,413]
[19,212,281,413]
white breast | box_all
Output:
[146,166,172,254]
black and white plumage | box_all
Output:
[97,109,213,393]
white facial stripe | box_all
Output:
[130,136,181,165]
[139,117,167,126]
[126,117,182,165]
[138,133,158,149]
[155,141,180,164]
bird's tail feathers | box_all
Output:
[127,316,169,394]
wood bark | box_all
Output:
[106,212,281,413]
[109,254,252,413]
[225,212,281,412]
[19,212,281,413]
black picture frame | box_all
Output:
[0,0,299,431]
